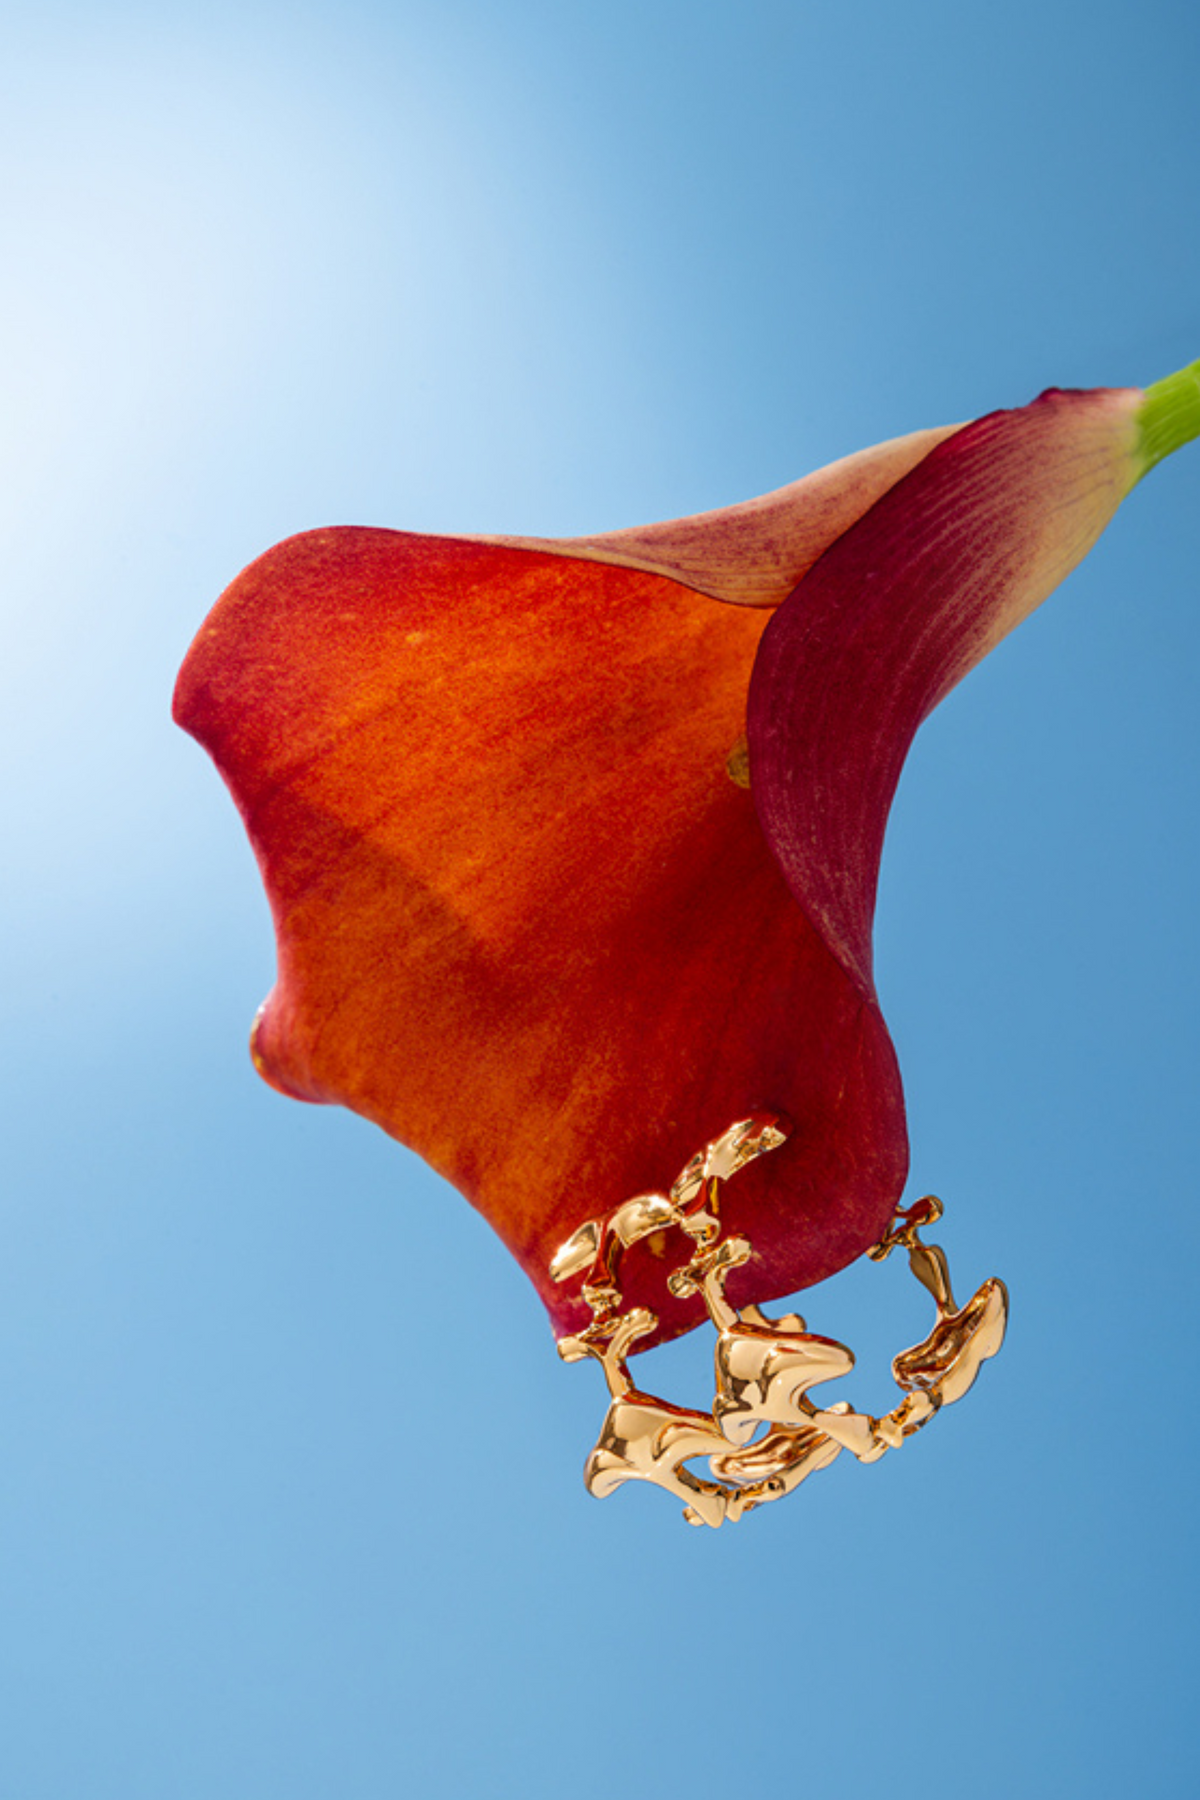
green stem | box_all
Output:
[1136,357,1200,477]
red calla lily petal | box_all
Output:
[176,531,906,1345]
[176,378,1168,1348]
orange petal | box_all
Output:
[175,531,907,1344]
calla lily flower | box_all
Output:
[175,361,1199,1348]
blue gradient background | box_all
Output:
[2,4,1197,1795]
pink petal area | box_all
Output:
[469,424,961,607]
[748,386,1143,998]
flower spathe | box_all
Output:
[174,361,1198,1347]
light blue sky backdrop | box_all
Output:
[2,3,1197,1796]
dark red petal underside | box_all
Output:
[749,387,1140,996]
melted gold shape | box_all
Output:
[669,1111,787,1211]
[552,1128,1008,1528]
[870,1196,1008,1407]
[549,1219,602,1284]
[611,1193,677,1247]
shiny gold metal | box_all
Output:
[611,1192,678,1247]
[552,1124,1008,1527]
[668,1112,788,1211]
[868,1195,1008,1407]
[549,1219,602,1284]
